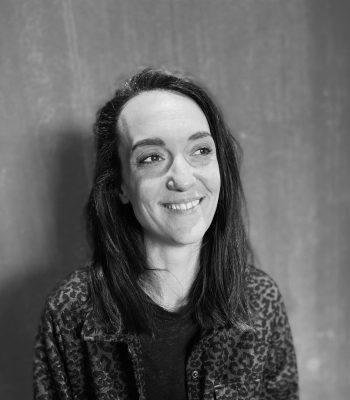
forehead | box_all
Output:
[117,90,210,141]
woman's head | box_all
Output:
[88,68,251,332]
[116,90,221,247]
[91,68,243,245]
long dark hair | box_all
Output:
[86,67,253,333]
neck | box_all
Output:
[142,237,201,311]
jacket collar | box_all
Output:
[81,305,132,343]
[80,302,243,344]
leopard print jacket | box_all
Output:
[33,265,298,399]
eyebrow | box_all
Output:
[131,131,212,152]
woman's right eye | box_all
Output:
[138,153,164,164]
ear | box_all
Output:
[118,185,130,204]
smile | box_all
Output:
[162,198,202,211]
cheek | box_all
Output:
[204,163,221,195]
[128,176,163,211]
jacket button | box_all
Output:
[191,370,199,380]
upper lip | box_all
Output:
[160,196,203,205]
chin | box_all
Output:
[167,227,208,246]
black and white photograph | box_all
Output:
[0,1,349,399]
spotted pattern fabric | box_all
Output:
[33,265,298,399]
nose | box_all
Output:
[166,155,196,191]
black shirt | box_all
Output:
[140,304,199,400]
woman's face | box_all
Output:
[117,90,221,247]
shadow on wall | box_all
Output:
[0,127,92,399]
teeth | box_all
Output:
[164,199,200,210]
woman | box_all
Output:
[33,68,298,399]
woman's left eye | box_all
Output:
[193,146,212,156]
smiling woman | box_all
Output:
[33,68,298,400]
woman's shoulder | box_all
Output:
[245,264,286,311]
[43,265,91,319]
[246,264,280,291]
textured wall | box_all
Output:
[0,0,349,398]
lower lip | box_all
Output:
[161,198,203,214]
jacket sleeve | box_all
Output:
[33,305,72,400]
[262,289,299,400]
